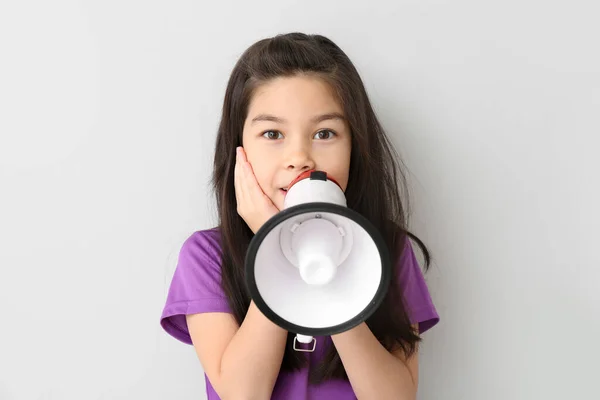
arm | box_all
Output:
[331,322,420,400]
[187,301,287,400]
[185,146,287,398]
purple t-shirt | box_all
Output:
[161,228,439,399]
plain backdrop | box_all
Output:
[1,1,599,399]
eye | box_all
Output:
[314,129,336,140]
[262,130,284,140]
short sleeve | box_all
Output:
[160,229,232,345]
[396,238,440,334]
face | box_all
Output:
[242,75,352,210]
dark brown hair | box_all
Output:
[212,32,430,383]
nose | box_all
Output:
[284,144,316,172]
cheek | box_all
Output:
[337,171,350,192]
[326,149,351,191]
[320,162,349,192]
[243,146,264,179]
[242,139,277,194]
[248,160,273,191]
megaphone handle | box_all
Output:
[293,334,316,352]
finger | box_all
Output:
[238,148,254,206]
[234,147,246,205]
[241,157,277,211]
[238,148,259,191]
[244,162,266,203]
[237,148,255,194]
[238,147,277,211]
[238,148,280,218]
[238,146,248,163]
[239,153,264,202]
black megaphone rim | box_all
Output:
[245,202,392,337]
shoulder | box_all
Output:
[177,227,223,270]
[182,227,221,254]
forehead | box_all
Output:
[247,75,343,118]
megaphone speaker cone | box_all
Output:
[245,170,391,351]
[245,204,391,336]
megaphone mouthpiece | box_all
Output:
[284,170,346,209]
[287,170,341,190]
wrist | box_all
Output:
[248,301,287,334]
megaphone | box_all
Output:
[245,170,391,352]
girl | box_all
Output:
[161,32,439,399]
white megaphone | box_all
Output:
[245,170,391,352]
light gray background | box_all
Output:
[1,1,599,399]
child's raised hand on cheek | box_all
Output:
[234,146,280,234]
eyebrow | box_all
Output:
[250,112,346,125]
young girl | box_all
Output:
[161,32,439,399]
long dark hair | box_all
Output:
[212,32,431,384]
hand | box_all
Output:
[234,147,280,234]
